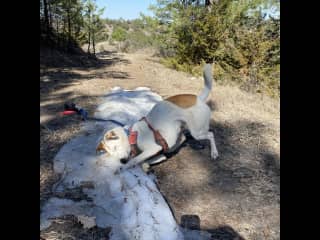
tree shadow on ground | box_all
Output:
[40,47,133,209]
[181,214,246,239]
[152,118,280,239]
[40,47,132,97]
[157,119,280,197]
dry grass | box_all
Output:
[41,215,111,240]
[40,44,279,240]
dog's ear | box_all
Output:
[96,141,107,154]
[105,130,119,140]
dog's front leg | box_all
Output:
[121,145,162,171]
[147,154,167,165]
[142,154,167,173]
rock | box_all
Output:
[77,215,96,229]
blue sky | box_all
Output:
[96,0,279,20]
[96,0,157,20]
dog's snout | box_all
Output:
[120,158,129,164]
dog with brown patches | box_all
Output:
[96,63,219,172]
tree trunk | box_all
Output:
[205,0,214,12]
[205,0,216,5]
[87,8,91,53]
[87,31,91,53]
[48,1,52,28]
[56,16,59,34]
[56,16,60,47]
[67,10,71,42]
[67,8,71,44]
[63,17,67,49]
[43,0,50,33]
[92,31,96,55]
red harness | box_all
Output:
[128,117,169,157]
[128,127,141,157]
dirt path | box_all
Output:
[40,45,279,240]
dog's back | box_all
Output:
[165,94,197,108]
[148,63,214,127]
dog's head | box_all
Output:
[96,127,130,160]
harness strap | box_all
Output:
[128,127,142,157]
[140,117,169,152]
[127,117,169,158]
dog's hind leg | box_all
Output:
[191,131,219,159]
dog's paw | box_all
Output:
[114,167,123,175]
[211,151,219,160]
[142,163,150,173]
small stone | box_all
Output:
[77,215,96,229]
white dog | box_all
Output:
[96,63,219,171]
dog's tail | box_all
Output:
[198,63,213,102]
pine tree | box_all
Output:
[83,0,105,55]
[40,0,105,53]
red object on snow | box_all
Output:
[61,110,77,116]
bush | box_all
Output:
[111,26,127,42]
[150,1,279,98]
[115,29,160,53]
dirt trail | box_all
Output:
[40,45,279,240]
